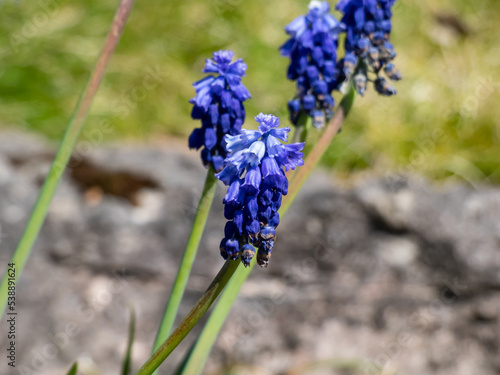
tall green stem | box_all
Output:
[152,169,217,353]
[135,259,240,375]
[284,84,357,213]
[177,85,357,375]
[291,113,311,144]
[174,259,253,375]
[0,0,136,318]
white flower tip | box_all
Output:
[309,1,322,10]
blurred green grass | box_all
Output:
[0,0,499,183]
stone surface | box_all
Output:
[0,132,498,375]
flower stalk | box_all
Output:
[175,258,254,375]
[284,83,357,212]
[291,113,313,144]
[0,0,136,319]
[135,258,240,375]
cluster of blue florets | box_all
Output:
[189,50,251,172]
[280,1,345,129]
[216,114,304,267]
[187,1,402,268]
[337,0,401,96]
[281,0,401,126]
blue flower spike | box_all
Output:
[216,114,304,268]
[189,50,251,172]
[280,1,345,129]
[336,0,401,96]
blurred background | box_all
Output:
[0,0,499,375]
[0,0,499,182]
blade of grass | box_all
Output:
[152,169,217,357]
[177,86,357,375]
[122,304,136,375]
[0,0,135,318]
[65,363,78,375]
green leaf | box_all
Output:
[65,363,78,375]
[0,0,137,319]
[122,304,136,375]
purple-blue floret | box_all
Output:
[280,1,344,128]
[336,0,401,96]
[216,114,304,267]
[189,50,251,171]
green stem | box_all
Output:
[152,169,217,353]
[299,115,312,144]
[176,259,253,375]
[0,0,135,319]
[291,112,310,144]
[291,126,302,144]
[284,84,356,213]
[177,86,357,375]
[135,259,240,375]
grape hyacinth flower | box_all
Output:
[216,114,304,268]
[336,0,401,96]
[189,50,251,172]
[280,1,345,129]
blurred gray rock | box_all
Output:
[0,132,498,375]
